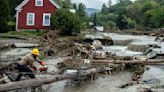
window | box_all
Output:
[43,13,51,26]
[27,13,35,26]
[35,0,43,6]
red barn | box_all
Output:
[15,0,60,31]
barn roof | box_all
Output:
[15,0,60,11]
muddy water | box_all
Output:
[142,65,164,83]
[1,49,164,92]
[48,71,132,92]
[44,56,164,92]
[46,65,164,92]
[1,33,164,92]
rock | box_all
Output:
[85,35,113,45]
[92,40,102,49]
[128,42,158,52]
[93,50,106,59]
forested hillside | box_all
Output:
[92,0,164,31]
[0,0,164,33]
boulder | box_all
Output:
[92,40,102,49]
[93,50,106,59]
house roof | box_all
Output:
[15,0,60,11]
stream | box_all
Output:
[1,33,164,92]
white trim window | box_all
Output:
[26,13,35,26]
[43,13,51,26]
[35,0,43,6]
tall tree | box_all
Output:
[0,0,9,32]
[93,13,97,27]
[101,4,108,14]
[116,14,128,30]
[108,0,112,7]
[51,9,81,35]
[56,0,71,8]
[62,0,71,8]
[72,3,77,10]
[8,0,23,17]
[141,0,160,13]
[126,2,142,25]
[77,3,86,20]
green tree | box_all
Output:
[76,3,87,29]
[126,2,142,25]
[93,13,97,27]
[124,16,137,29]
[0,0,10,32]
[56,0,62,5]
[8,0,23,17]
[72,3,77,10]
[143,7,164,28]
[56,0,71,8]
[62,0,71,8]
[51,9,81,35]
[101,4,108,14]
[108,0,112,7]
[77,3,86,20]
[116,14,128,30]
[141,0,160,13]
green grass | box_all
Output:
[0,30,86,42]
[0,30,47,37]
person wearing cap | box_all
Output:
[15,48,46,81]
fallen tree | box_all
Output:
[0,68,97,91]
[92,59,164,65]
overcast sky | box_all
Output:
[71,0,135,9]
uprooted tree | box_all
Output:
[51,9,81,35]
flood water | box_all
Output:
[46,33,164,92]
[48,72,132,92]
[1,33,164,92]
[45,59,164,92]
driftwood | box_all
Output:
[0,68,97,91]
[14,43,39,48]
[92,59,164,65]
[119,81,138,88]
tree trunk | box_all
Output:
[0,68,97,91]
[92,59,164,65]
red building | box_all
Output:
[15,0,60,31]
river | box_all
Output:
[1,33,164,92]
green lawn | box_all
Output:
[0,30,47,37]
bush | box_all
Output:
[51,9,81,35]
